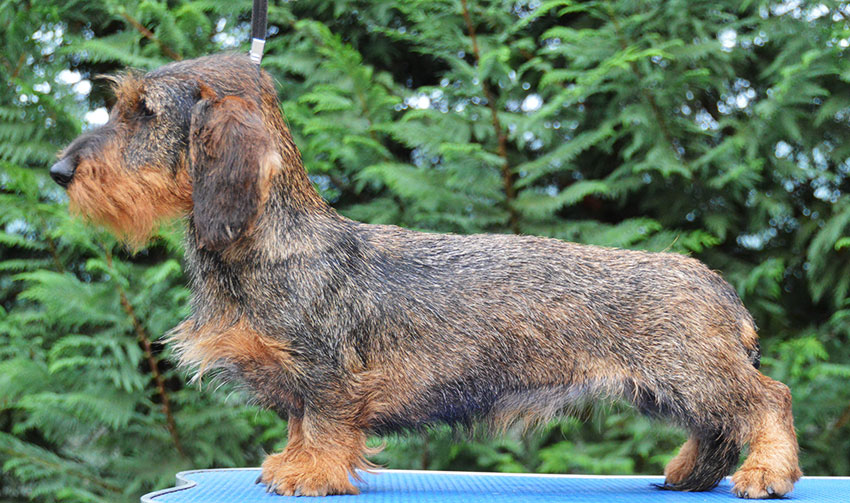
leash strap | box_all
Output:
[249,0,268,65]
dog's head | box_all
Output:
[50,53,297,250]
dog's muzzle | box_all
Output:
[49,157,76,188]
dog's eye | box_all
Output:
[139,98,156,120]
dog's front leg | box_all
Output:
[258,411,371,496]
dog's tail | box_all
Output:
[657,432,741,492]
[739,318,761,369]
[715,274,762,369]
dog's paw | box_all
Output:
[258,451,359,497]
[730,465,800,499]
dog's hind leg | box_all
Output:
[661,429,742,492]
[664,435,700,486]
[730,373,801,499]
[657,368,800,497]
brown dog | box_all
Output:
[50,53,801,498]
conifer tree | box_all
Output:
[2,1,849,501]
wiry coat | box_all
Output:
[51,53,801,498]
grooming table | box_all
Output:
[142,469,849,502]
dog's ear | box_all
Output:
[189,85,274,250]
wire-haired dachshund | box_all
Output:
[50,53,801,498]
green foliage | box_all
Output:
[2,0,850,501]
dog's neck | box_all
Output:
[268,114,331,212]
[184,172,343,259]
[182,110,356,318]
[183,172,354,320]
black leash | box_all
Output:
[249,0,268,65]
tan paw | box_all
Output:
[731,465,801,499]
[257,451,359,496]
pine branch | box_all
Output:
[11,52,26,80]
[829,400,850,436]
[0,446,124,493]
[605,1,691,171]
[461,0,520,234]
[42,220,65,274]
[104,247,186,458]
[119,10,182,61]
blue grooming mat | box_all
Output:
[142,469,850,502]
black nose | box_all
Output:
[49,157,76,188]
